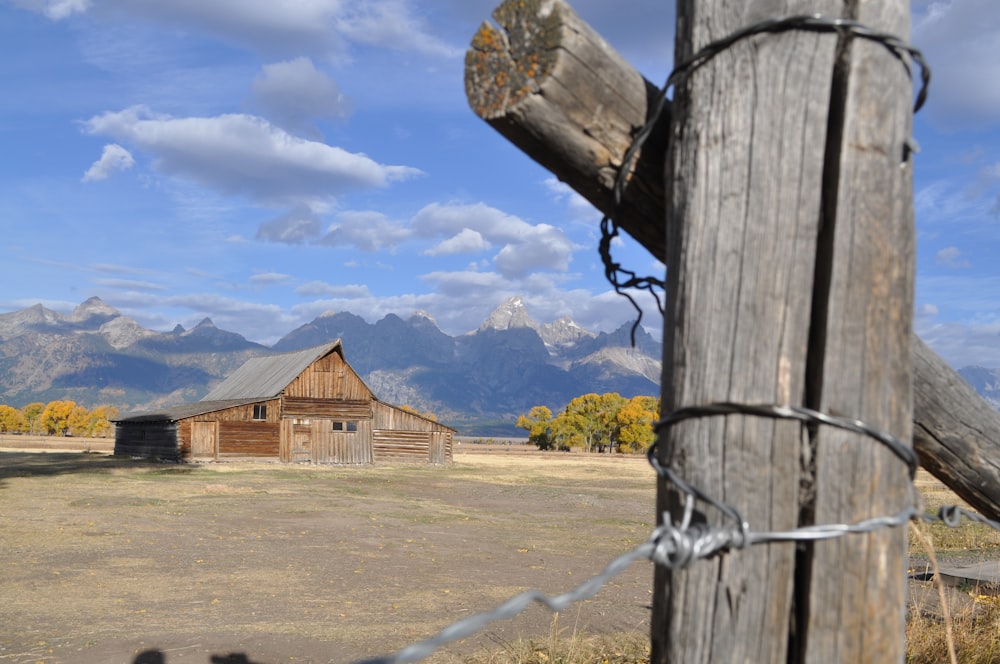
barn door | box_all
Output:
[292,422,313,462]
[191,421,217,459]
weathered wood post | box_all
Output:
[465,0,1000,526]
[664,2,913,660]
[468,0,916,661]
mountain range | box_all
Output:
[0,296,662,435]
[5,296,996,435]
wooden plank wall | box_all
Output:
[371,401,451,433]
[284,351,373,401]
[283,397,372,419]
[373,429,433,463]
[312,418,374,464]
[371,401,454,463]
[218,421,280,457]
[177,420,191,459]
[114,422,181,461]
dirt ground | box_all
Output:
[0,451,657,664]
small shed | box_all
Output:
[113,340,455,464]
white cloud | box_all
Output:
[319,210,413,251]
[295,281,371,298]
[544,177,601,222]
[424,228,489,256]
[411,202,579,275]
[412,201,527,243]
[918,321,1000,368]
[494,224,576,277]
[257,206,323,244]
[334,0,461,58]
[249,272,293,286]
[12,0,90,20]
[252,58,351,137]
[94,278,165,291]
[54,0,458,60]
[916,303,940,318]
[82,143,135,182]
[82,106,422,203]
[935,246,972,268]
[913,0,1000,129]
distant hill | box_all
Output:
[0,296,662,435]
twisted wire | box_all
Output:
[360,400,998,664]
[600,14,931,344]
[364,13,939,664]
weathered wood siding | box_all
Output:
[312,418,374,464]
[114,422,181,461]
[283,397,372,419]
[284,351,373,401]
[217,421,280,457]
[371,402,453,464]
[116,348,454,466]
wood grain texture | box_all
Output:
[462,0,1000,522]
[464,0,667,256]
[653,2,843,661]
[913,335,1000,515]
[800,3,914,660]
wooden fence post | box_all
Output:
[464,0,1000,526]
[660,1,912,660]
[463,0,984,661]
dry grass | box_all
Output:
[4,450,1000,662]
[467,614,649,664]
[906,470,1000,664]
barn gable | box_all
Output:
[114,340,454,465]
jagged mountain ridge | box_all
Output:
[0,296,661,434]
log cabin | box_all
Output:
[113,340,454,464]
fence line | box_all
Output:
[362,12,942,664]
[359,401,999,664]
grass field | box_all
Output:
[0,451,655,664]
[2,450,998,664]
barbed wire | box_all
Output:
[360,399,1000,664]
[361,12,943,664]
[600,13,932,345]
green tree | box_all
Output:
[21,402,44,434]
[0,405,25,433]
[616,395,659,453]
[516,405,554,450]
[40,400,77,435]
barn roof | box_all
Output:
[201,340,343,401]
[115,399,264,423]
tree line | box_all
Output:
[516,393,659,453]
[0,401,120,438]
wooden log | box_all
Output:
[463,0,1000,523]
[913,335,1000,512]
[797,3,914,659]
[657,0,853,658]
[464,0,668,257]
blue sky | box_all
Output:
[1,1,998,369]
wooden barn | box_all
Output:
[113,341,454,464]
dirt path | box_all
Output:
[0,452,656,664]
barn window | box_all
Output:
[332,421,343,431]
[332,421,358,432]
[346,421,358,432]
[253,404,267,420]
